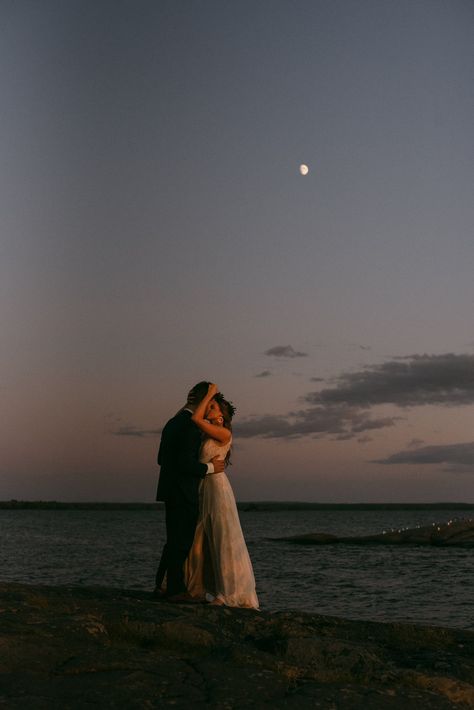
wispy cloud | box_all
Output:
[264,345,308,358]
[348,343,372,352]
[235,404,400,440]
[255,370,272,378]
[113,426,161,438]
[406,438,425,449]
[373,441,474,472]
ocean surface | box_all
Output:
[1,508,472,630]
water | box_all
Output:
[1,508,472,630]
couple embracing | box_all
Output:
[154,381,259,609]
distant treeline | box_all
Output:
[1,500,473,511]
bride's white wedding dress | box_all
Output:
[185,437,259,609]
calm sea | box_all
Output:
[1,508,472,630]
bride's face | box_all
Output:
[206,399,223,424]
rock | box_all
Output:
[0,582,473,708]
[273,519,474,546]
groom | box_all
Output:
[154,381,224,602]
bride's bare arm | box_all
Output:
[191,383,231,444]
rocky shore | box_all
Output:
[273,519,474,547]
[1,582,473,708]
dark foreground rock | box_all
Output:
[0,582,473,709]
[273,519,474,547]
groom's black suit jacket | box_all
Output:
[156,409,208,506]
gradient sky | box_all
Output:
[1,0,473,502]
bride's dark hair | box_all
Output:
[213,393,235,465]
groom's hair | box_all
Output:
[186,381,211,406]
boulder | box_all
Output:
[0,582,473,707]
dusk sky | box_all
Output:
[1,0,473,502]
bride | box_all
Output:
[185,383,259,609]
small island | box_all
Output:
[1,582,473,707]
[272,519,474,547]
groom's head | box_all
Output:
[186,381,211,409]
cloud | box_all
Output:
[310,377,325,382]
[406,438,425,449]
[113,426,161,438]
[264,345,308,358]
[255,370,272,378]
[236,352,474,442]
[234,404,400,440]
[373,441,474,472]
[305,353,474,408]
[348,343,372,352]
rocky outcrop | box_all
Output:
[0,582,473,708]
[273,519,474,547]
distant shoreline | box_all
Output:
[1,500,473,511]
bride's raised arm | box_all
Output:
[191,383,231,444]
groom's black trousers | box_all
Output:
[157,501,199,596]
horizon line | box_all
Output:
[1,500,473,508]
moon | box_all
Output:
[299,164,309,176]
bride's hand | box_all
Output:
[207,383,218,398]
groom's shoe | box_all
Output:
[166,592,202,604]
[151,587,166,600]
